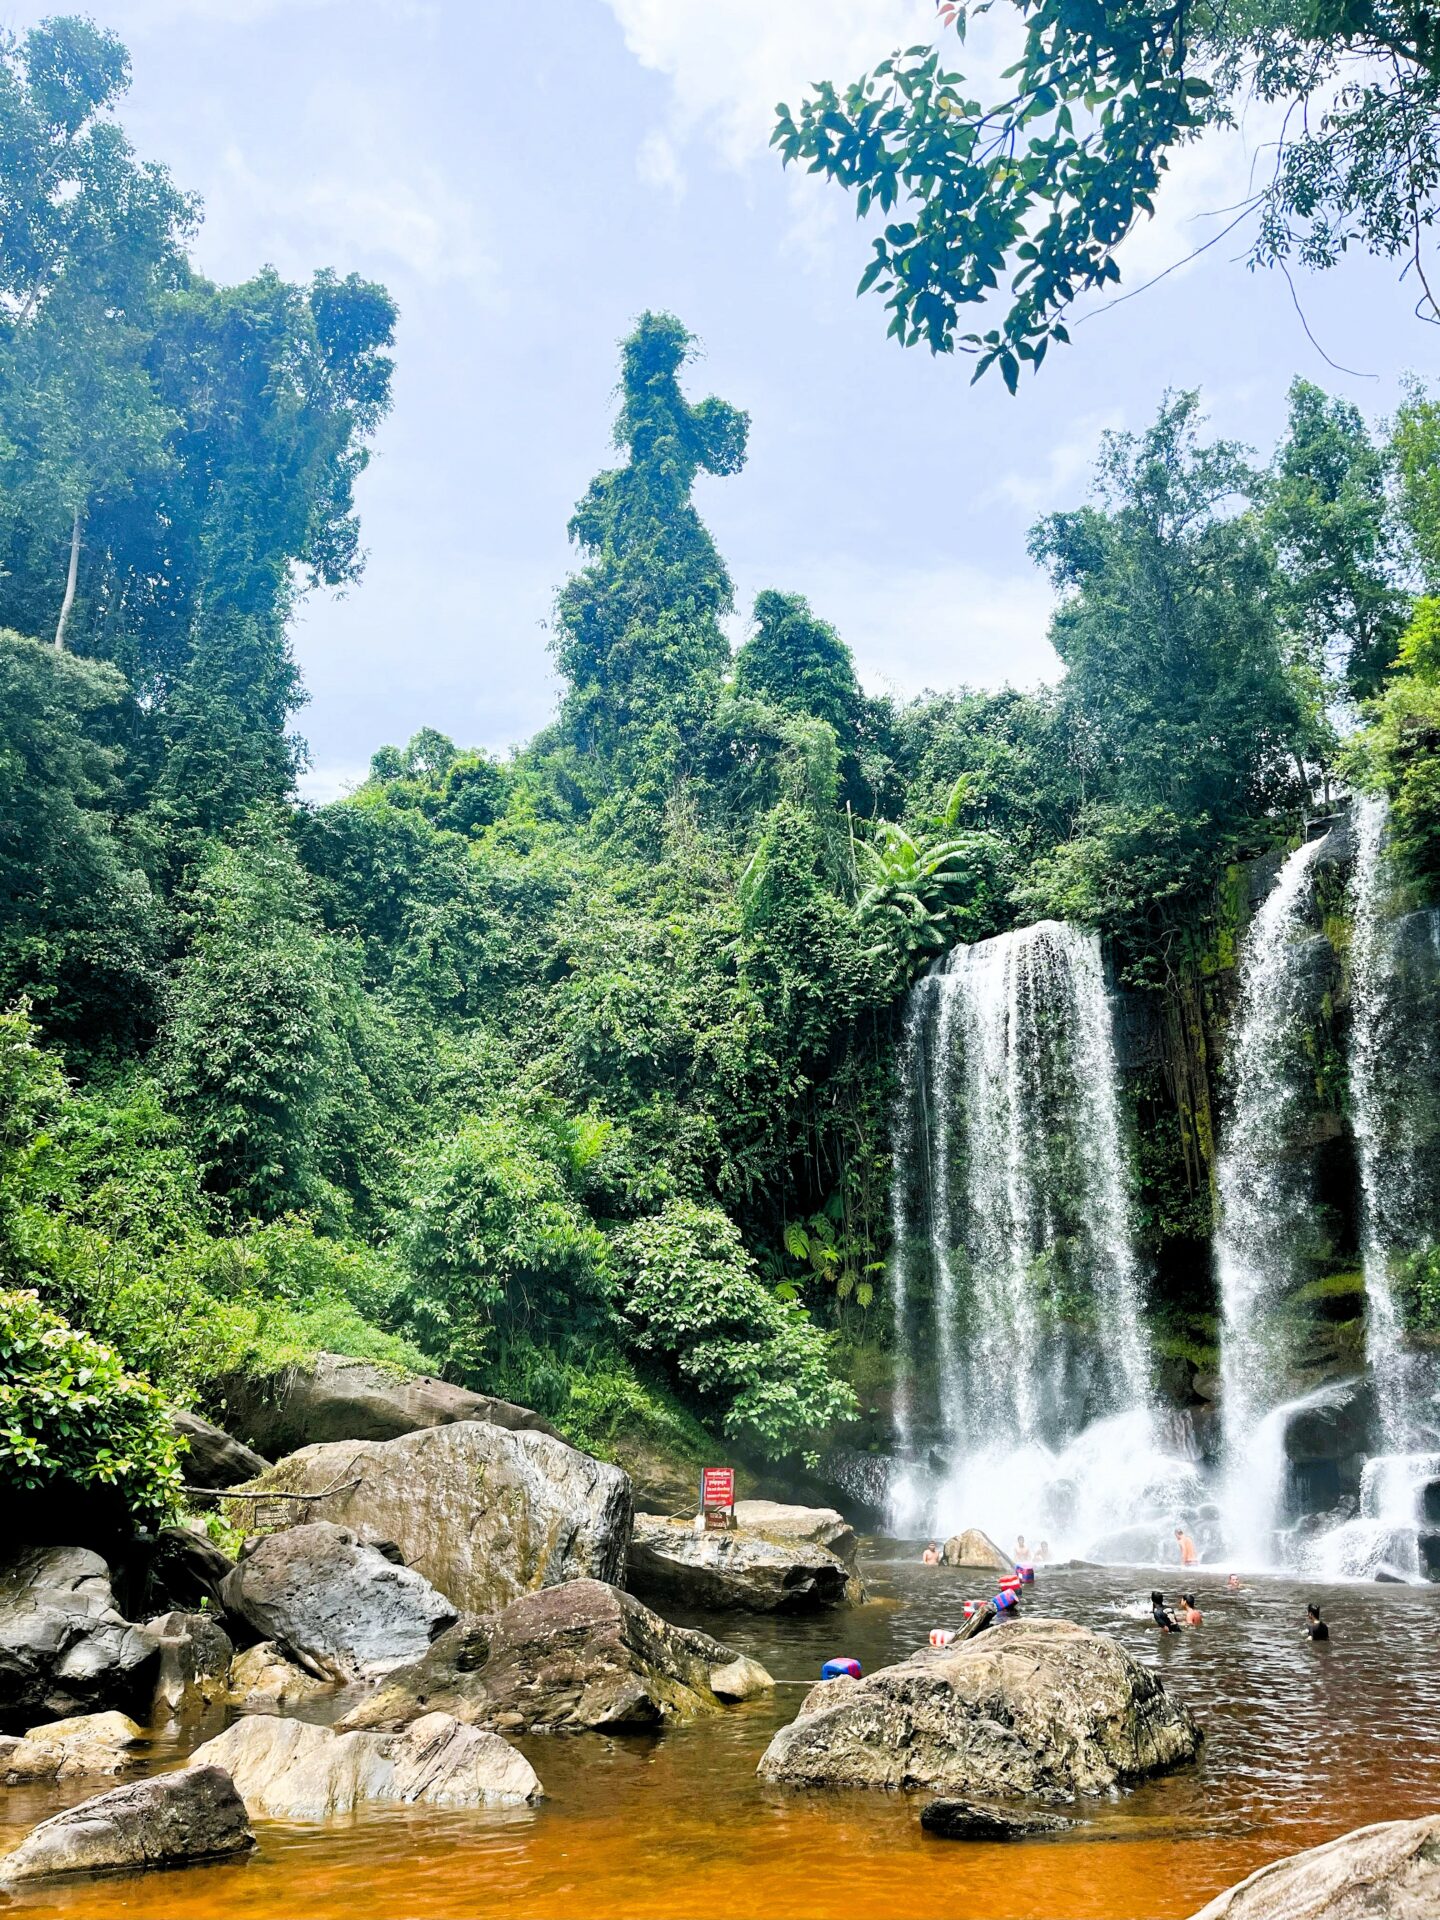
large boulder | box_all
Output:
[144,1611,234,1722]
[1279,1377,1375,1507]
[732,1500,860,1568]
[141,1525,236,1615]
[0,1765,254,1887]
[342,1577,773,1735]
[221,1352,562,1456]
[168,1408,270,1489]
[228,1422,633,1615]
[942,1529,1014,1572]
[0,1546,158,1731]
[190,1711,540,1819]
[627,1513,854,1612]
[1187,1813,1440,1918]
[2,1711,144,1784]
[757,1616,1201,1798]
[220,1522,456,1681]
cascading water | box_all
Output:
[887,921,1185,1557]
[1214,834,1327,1565]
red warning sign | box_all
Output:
[700,1467,735,1511]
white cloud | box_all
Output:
[297,760,371,805]
[637,128,686,199]
[989,410,1125,515]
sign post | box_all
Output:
[699,1466,735,1530]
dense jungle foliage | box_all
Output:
[3,16,1440,1527]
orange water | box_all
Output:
[4,1556,1438,1920]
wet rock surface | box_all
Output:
[628,1513,854,1612]
[221,1352,562,1456]
[940,1529,1015,1572]
[220,1522,457,1681]
[1,1710,145,1784]
[1187,1812,1440,1918]
[341,1576,773,1734]
[757,1616,1201,1797]
[228,1422,633,1615]
[190,1710,541,1819]
[920,1797,1076,1840]
[0,1546,158,1731]
[0,1765,254,1886]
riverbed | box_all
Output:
[4,1551,1439,1920]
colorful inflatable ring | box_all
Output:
[821,1657,862,1680]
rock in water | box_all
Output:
[144,1611,233,1722]
[731,1501,860,1567]
[341,1577,773,1734]
[2,1711,145,1783]
[756,1616,1200,1797]
[627,1514,853,1612]
[1187,1813,1440,1918]
[921,1799,1075,1840]
[221,1351,562,1455]
[220,1523,457,1681]
[0,1766,254,1886]
[190,1712,541,1819]
[227,1423,633,1614]
[941,1529,1014,1572]
[0,1546,158,1730]
[167,1408,271,1489]
[225,1641,333,1709]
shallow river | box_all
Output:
[5,1550,1440,1920]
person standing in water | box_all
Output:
[1175,1526,1198,1566]
[922,1542,940,1566]
[1036,1539,1050,1565]
[1179,1592,1203,1626]
[1151,1591,1181,1633]
[1304,1603,1330,1641]
[1014,1533,1029,1562]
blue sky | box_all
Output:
[22,0,1433,796]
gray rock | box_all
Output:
[757,1615,1201,1798]
[941,1528,1015,1572]
[628,1513,854,1612]
[0,1765,254,1886]
[220,1522,457,1681]
[221,1351,562,1456]
[227,1422,633,1615]
[341,1577,773,1734]
[144,1611,234,1721]
[225,1640,333,1709]
[2,1711,145,1783]
[1186,1812,1440,1918]
[190,1710,541,1819]
[921,1798,1076,1840]
[731,1500,860,1569]
[0,1546,159,1731]
[168,1408,271,1489]
[144,1526,236,1614]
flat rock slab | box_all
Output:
[2,1711,144,1784]
[221,1522,457,1681]
[341,1577,773,1734]
[921,1798,1076,1841]
[731,1501,860,1568]
[191,1710,540,1819]
[0,1765,254,1886]
[628,1514,854,1612]
[0,1546,158,1730]
[1187,1813,1440,1918]
[222,1352,562,1456]
[757,1615,1200,1799]
[941,1529,1014,1572]
[227,1422,633,1615]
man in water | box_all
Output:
[1151,1590,1181,1633]
[1036,1539,1050,1565]
[922,1542,940,1566]
[1227,1573,1243,1591]
[1014,1533,1029,1562]
[1304,1602,1330,1641]
[1174,1526,1198,1566]
[1179,1592,1203,1626]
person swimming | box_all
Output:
[1174,1526,1198,1566]
[1151,1590,1180,1633]
[1227,1572,1243,1591]
[1305,1602,1330,1641]
[1179,1592,1203,1626]
[922,1542,940,1566]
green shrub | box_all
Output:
[0,1288,182,1528]
[612,1198,855,1458]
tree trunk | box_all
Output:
[54,504,82,650]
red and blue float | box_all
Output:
[820,1657,862,1681]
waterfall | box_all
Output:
[888,920,1170,1554]
[1215,834,1326,1564]
[1349,795,1427,1449]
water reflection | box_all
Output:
[3,1553,1437,1920]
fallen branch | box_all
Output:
[187,1473,362,1503]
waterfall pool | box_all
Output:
[4,1553,1438,1920]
